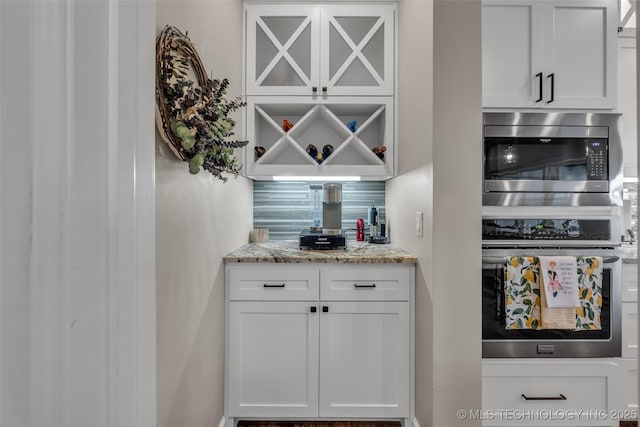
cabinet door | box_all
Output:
[618,35,637,178]
[318,301,409,418]
[320,5,395,96]
[541,0,617,109]
[245,96,394,179]
[482,1,543,108]
[227,301,319,417]
[245,5,320,96]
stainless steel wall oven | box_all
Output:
[482,215,621,358]
[483,112,623,207]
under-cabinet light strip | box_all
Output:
[273,176,361,182]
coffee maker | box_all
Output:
[299,182,346,250]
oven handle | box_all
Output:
[482,255,620,265]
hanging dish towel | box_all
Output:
[539,256,580,308]
[575,256,604,330]
[504,256,541,330]
[540,280,578,329]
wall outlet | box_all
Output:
[416,211,423,237]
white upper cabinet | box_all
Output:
[482,0,617,109]
[618,35,636,177]
[246,4,395,97]
[243,2,397,179]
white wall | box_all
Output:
[387,1,482,426]
[155,2,253,427]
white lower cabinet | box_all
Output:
[615,358,639,414]
[225,263,415,423]
[227,301,320,417]
[319,301,409,418]
[482,359,627,427]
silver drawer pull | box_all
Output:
[521,393,566,401]
[263,283,285,288]
[354,283,376,288]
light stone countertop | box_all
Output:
[223,240,418,264]
[621,242,638,264]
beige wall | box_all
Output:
[156,2,252,427]
[387,0,435,424]
[388,0,482,425]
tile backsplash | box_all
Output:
[253,181,386,241]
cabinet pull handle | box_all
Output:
[263,283,285,288]
[521,393,566,401]
[312,86,318,93]
[354,283,376,288]
[535,72,543,102]
[322,306,329,313]
[546,73,555,103]
[310,306,317,313]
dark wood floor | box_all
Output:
[238,422,401,427]
[239,421,636,427]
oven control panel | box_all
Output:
[586,139,608,180]
[482,218,611,241]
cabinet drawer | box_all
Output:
[320,265,411,301]
[623,264,637,302]
[622,302,638,358]
[227,267,319,301]
[483,375,607,425]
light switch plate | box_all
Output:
[416,211,423,237]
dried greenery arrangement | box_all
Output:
[155,25,248,181]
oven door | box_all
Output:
[482,248,621,358]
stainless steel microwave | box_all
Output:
[483,112,623,207]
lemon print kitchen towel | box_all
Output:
[575,256,604,330]
[505,256,541,330]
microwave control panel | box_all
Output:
[586,139,608,180]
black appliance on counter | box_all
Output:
[299,230,346,250]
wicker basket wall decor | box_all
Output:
[155,25,248,181]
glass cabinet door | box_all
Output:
[321,5,395,96]
[245,4,395,96]
[246,5,320,96]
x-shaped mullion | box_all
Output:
[620,0,636,28]
[328,16,384,87]
[256,16,313,87]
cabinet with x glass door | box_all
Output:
[243,2,396,179]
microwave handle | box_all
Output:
[482,255,620,264]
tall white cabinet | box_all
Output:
[243,1,397,179]
[619,263,639,415]
[618,32,637,178]
[224,262,415,425]
[482,0,617,109]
